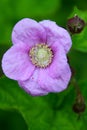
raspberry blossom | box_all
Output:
[2,18,72,96]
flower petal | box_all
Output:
[38,64,71,93]
[18,69,48,96]
[12,18,46,46]
[40,20,72,53]
[2,42,35,80]
[47,42,67,78]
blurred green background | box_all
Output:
[1,0,87,130]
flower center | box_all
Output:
[29,44,53,68]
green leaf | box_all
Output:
[72,27,87,52]
[0,76,87,129]
[0,109,28,130]
[68,7,87,52]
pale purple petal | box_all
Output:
[38,64,71,92]
[18,69,48,96]
[47,42,67,78]
[2,42,35,81]
[39,20,72,53]
[12,18,46,47]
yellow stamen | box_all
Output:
[29,44,53,68]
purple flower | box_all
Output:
[2,18,72,96]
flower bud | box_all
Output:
[72,93,86,114]
[73,103,86,113]
[67,15,86,34]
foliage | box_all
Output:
[0,77,87,130]
[1,0,87,129]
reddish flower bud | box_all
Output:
[72,93,86,114]
[67,15,86,34]
[73,103,86,113]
